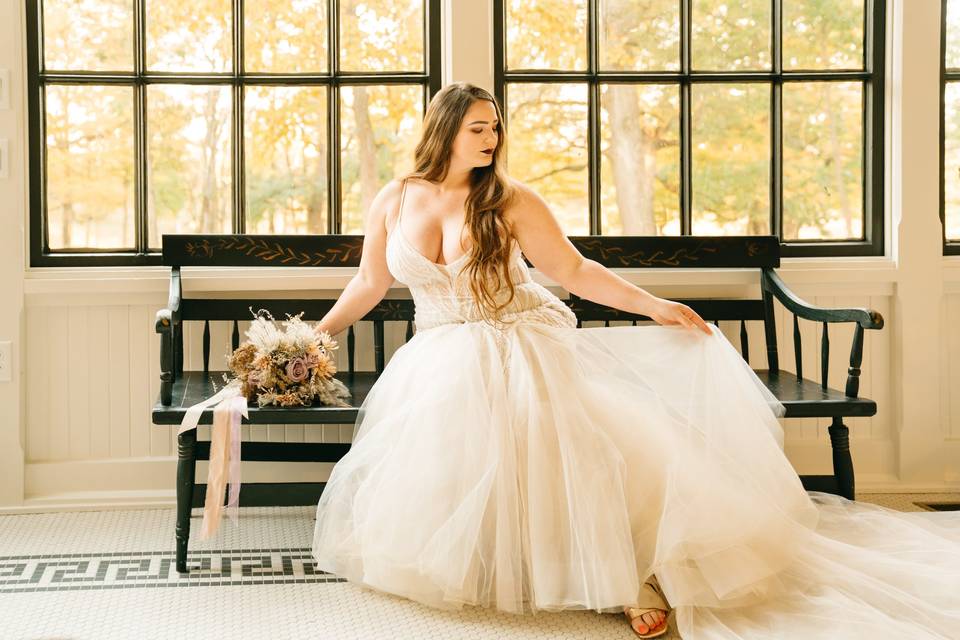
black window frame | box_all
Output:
[26,0,442,267]
[493,0,885,258]
[942,0,960,255]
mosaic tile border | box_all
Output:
[0,548,345,593]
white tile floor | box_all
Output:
[0,493,957,640]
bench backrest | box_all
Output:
[161,234,781,373]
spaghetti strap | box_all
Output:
[397,178,408,226]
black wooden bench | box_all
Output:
[153,233,883,574]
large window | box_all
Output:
[944,0,960,252]
[494,0,884,257]
[27,0,440,266]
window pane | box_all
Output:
[147,86,232,248]
[691,84,770,235]
[340,85,423,233]
[245,86,328,235]
[599,0,679,72]
[43,0,133,71]
[783,0,864,71]
[146,0,232,72]
[46,85,135,250]
[507,0,587,71]
[507,83,589,234]
[945,83,960,241]
[339,0,424,72]
[245,0,328,73]
[948,0,960,70]
[783,82,863,241]
[600,84,680,235]
[692,0,771,71]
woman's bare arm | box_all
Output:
[314,181,401,337]
[505,181,711,334]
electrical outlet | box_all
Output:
[0,342,10,382]
[0,139,7,179]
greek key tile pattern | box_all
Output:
[0,548,344,593]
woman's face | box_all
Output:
[450,99,500,171]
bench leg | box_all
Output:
[828,417,855,501]
[176,430,197,574]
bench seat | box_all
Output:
[153,369,876,428]
[152,370,377,425]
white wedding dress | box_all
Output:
[312,194,960,638]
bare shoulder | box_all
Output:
[374,179,405,213]
[364,179,405,229]
[502,177,554,231]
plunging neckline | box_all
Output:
[392,178,471,270]
[394,222,470,270]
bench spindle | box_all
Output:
[762,290,779,372]
[406,320,414,342]
[202,320,210,374]
[232,320,240,351]
[347,325,356,373]
[821,322,830,390]
[604,320,610,327]
[846,324,865,398]
[739,320,749,361]
[793,314,803,380]
[174,322,183,377]
[373,320,385,373]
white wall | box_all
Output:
[0,0,956,512]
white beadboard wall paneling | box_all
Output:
[108,306,131,458]
[25,306,48,462]
[88,306,112,460]
[66,306,91,459]
[47,306,70,461]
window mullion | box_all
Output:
[329,0,341,235]
[680,0,691,236]
[134,0,147,253]
[233,0,245,234]
[771,0,783,241]
[587,0,599,235]
[868,0,885,251]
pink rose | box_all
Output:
[286,357,308,382]
[305,353,321,368]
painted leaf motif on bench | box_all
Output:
[184,237,363,266]
[577,238,719,267]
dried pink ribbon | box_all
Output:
[178,382,249,540]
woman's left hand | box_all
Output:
[646,298,713,335]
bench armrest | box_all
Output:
[762,269,883,330]
[156,267,182,406]
[155,267,182,334]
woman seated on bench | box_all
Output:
[311,82,960,639]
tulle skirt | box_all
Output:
[312,322,960,639]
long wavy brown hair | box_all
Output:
[403,82,517,326]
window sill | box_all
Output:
[22,257,900,304]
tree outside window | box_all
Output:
[28,0,440,266]
[496,0,883,257]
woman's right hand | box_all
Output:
[646,297,712,335]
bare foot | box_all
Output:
[624,606,668,636]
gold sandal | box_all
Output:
[624,575,671,638]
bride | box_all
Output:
[311,82,960,639]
